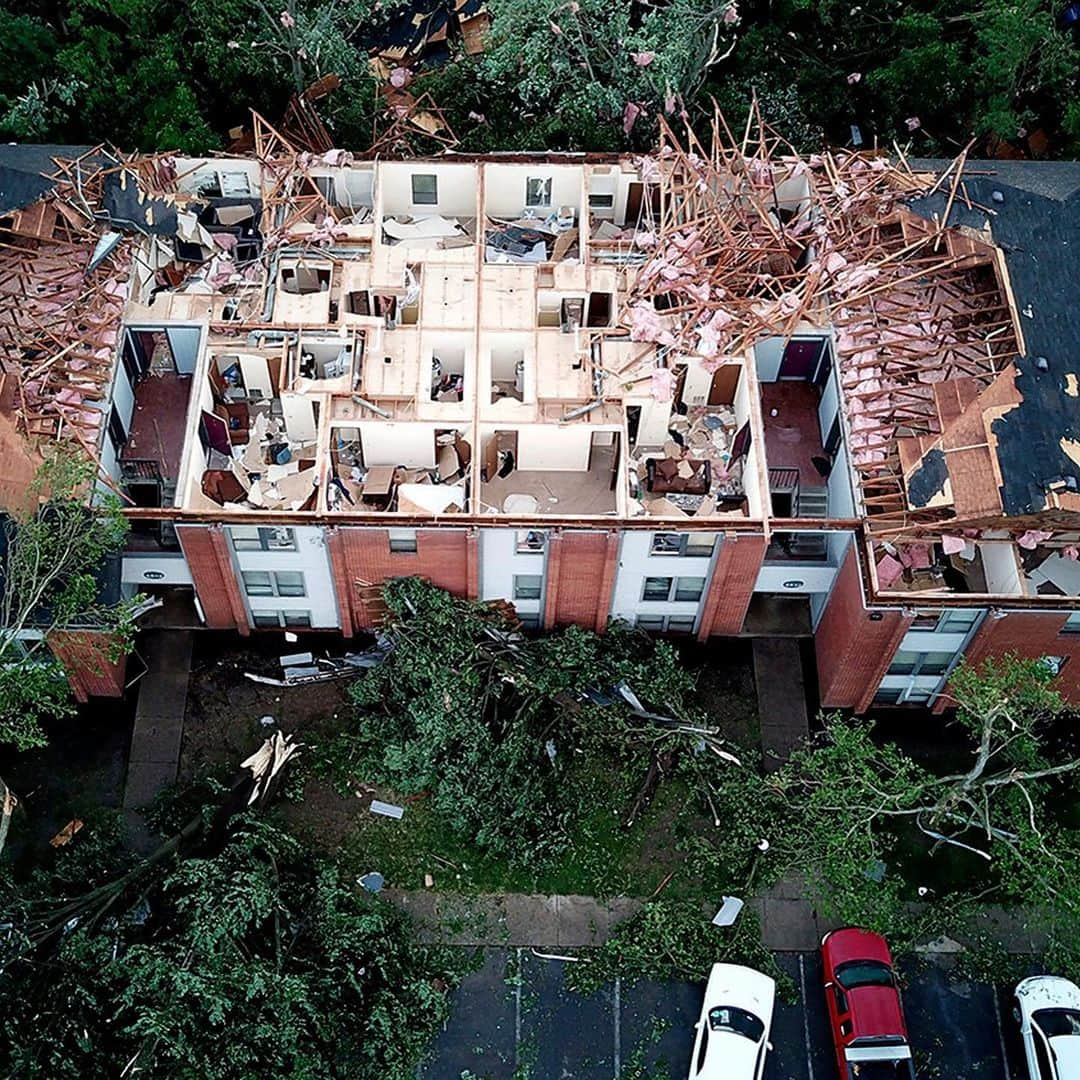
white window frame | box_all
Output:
[230,526,296,552]
[411,173,438,206]
[525,176,553,208]
[388,529,418,554]
[649,532,716,558]
[242,570,307,598]
[513,574,543,601]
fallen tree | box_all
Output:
[0,733,465,1079]
[331,578,743,875]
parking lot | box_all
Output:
[420,948,1029,1078]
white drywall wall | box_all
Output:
[484,164,583,219]
[360,422,436,468]
[380,162,478,217]
[517,425,592,471]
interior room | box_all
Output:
[274,259,334,324]
[626,360,758,519]
[484,164,582,264]
[478,425,620,515]
[114,326,200,494]
[378,162,478,251]
[483,332,534,405]
[873,538,1030,596]
[427,338,468,403]
[187,350,322,512]
[587,164,660,258]
[289,334,360,391]
[326,422,471,513]
[756,335,836,518]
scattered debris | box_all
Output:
[358,871,385,893]
[369,800,405,820]
[711,896,744,927]
[49,819,84,848]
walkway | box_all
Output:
[123,629,192,851]
[752,637,809,772]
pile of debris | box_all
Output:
[615,108,1019,533]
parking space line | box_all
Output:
[799,954,816,1080]
[993,986,1012,1080]
[613,975,621,1078]
[514,947,523,1069]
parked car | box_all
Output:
[1015,975,1080,1080]
[821,928,916,1078]
[687,962,775,1080]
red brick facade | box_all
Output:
[815,546,912,712]
[951,611,1080,706]
[329,527,474,633]
[697,533,767,640]
[48,630,127,701]
[176,524,249,634]
[543,530,619,630]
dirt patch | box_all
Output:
[181,632,369,851]
[678,638,760,750]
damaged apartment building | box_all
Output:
[0,115,1077,712]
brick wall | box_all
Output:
[330,527,474,632]
[815,546,912,712]
[176,524,249,633]
[48,630,127,701]
[697,533,767,640]
[543,530,619,631]
[951,611,1080,706]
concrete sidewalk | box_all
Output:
[385,872,1047,954]
[123,629,193,851]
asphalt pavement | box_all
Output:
[419,948,1029,1079]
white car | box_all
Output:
[1016,975,1080,1080]
[688,963,775,1080]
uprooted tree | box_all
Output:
[0,452,138,752]
[332,578,745,875]
[0,733,465,1079]
[762,655,1080,972]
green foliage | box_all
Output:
[328,578,729,876]
[568,899,795,1001]
[0,809,468,1078]
[0,452,134,750]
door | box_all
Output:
[779,338,825,379]
[624,182,661,226]
[707,365,740,406]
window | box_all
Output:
[253,610,313,629]
[650,532,715,558]
[231,526,296,552]
[411,174,438,205]
[242,571,273,597]
[873,688,904,705]
[588,192,615,209]
[887,650,954,678]
[667,616,696,634]
[516,530,546,554]
[525,176,552,207]
[939,609,979,635]
[636,615,666,631]
[674,577,706,603]
[218,170,251,196]
[518,614,541,630]
[513,575,542,601]
[642,576,674,601]
[275,571,306,597]
[1062,612,1080,634]
[1040,655,1068,677]
[388,529,417,554]
[651,533,684,556]
[242,571,306,598]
